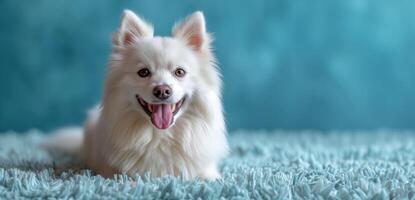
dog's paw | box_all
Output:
[200,165,221,181]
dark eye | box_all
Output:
[137,68,150,78]
[174,68,186,77]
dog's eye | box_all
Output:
[174,68,186,77]
[137,68,151,78]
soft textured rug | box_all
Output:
[0,130,414,199]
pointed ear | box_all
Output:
[115,10,154,46]
[172,11,209,51]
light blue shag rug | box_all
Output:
[0,130,415,199]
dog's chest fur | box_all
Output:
[96,112,213,179]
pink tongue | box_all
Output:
[150,104,173,129]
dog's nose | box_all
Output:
[153,85,172,100]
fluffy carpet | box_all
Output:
[0,130,415,199]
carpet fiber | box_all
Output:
[0,130,415,199]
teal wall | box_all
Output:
[1,0,415,132]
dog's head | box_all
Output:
[106,10,218,130]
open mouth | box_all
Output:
[136,95,185,130]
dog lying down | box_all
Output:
[44,10,229,180]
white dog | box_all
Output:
[46,10,229,180]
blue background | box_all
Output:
[1,0,414,132]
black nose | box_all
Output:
[153,85,172,100]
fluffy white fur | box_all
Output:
[47,10,229,180]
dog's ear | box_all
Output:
[115,10,154,46]
[172,11,209,51]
